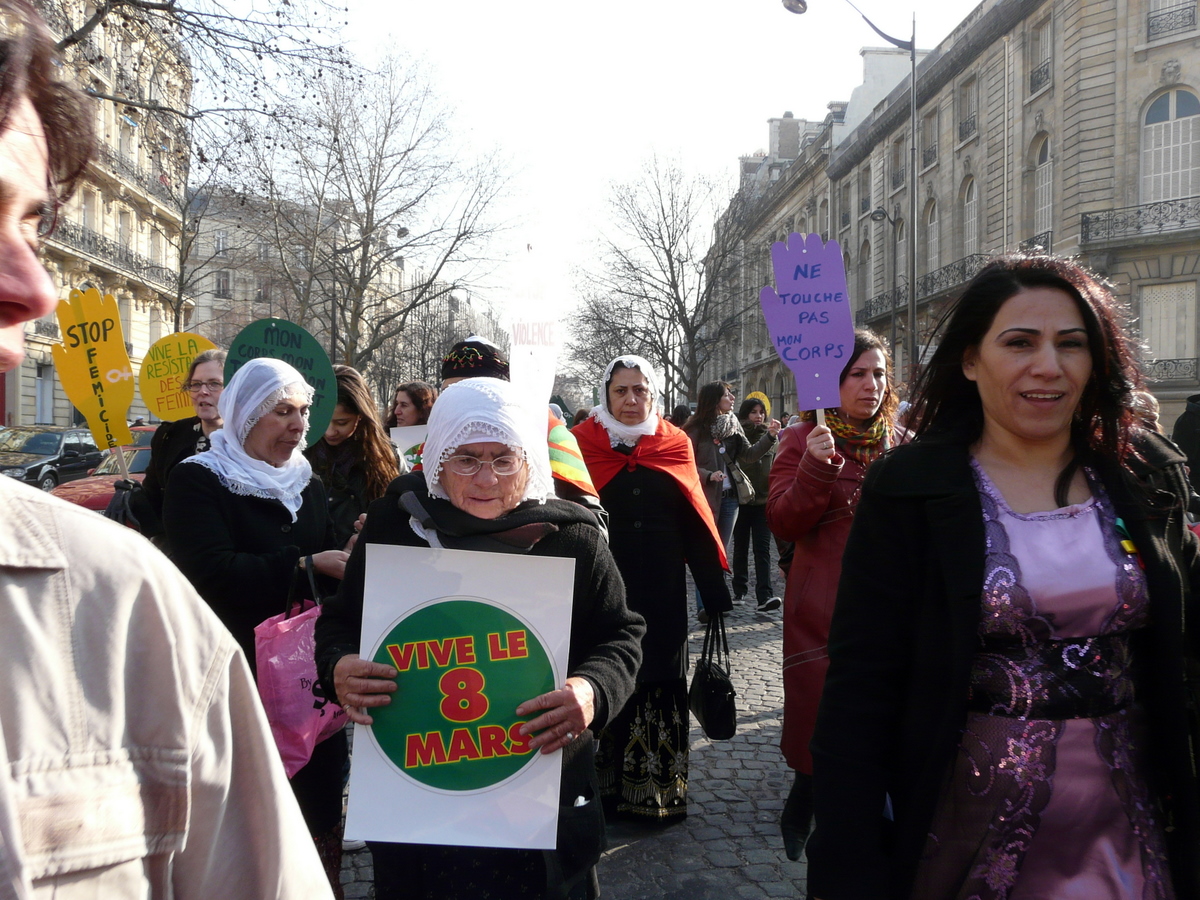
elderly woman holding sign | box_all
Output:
[315,377,644,900]
[766,328,901,862]
[163,357,351,893]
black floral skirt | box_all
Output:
[595,679,688,821]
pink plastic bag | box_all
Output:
[254,602,347,777]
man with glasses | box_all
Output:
[0,3,330,896]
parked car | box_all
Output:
[51,445,153,513]
[0,425,105,491]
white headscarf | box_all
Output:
[589,354,661,447]
[422,377,553,506]
[183,357,315,522]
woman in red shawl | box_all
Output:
[574,355,732,823]
[766,329,901,861]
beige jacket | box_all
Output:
[0,477,332,900]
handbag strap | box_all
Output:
[700,611,731,668]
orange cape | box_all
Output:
[573,416,727,568]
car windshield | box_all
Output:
[94,448,152,476]
[0,430,62,455]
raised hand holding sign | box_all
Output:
[759,234,856,419]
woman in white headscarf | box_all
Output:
[315,377,644,900]
[163,357,350,895]
[573,356,731,824]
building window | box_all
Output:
[922,111,939,168]
[1141,281,1197,362]
[819,199,829,240]
[896,220,906,283]
[214,270,231,299]
[840,182,852,228]
[1029,19,1052,94]
[35,364,53,424]
[214,229,228,257]
[858,240,872,303]
[118,121,135,159]
[1142,88,1200,202]
[891,136,906,188]
[150,228,162,265]
[118,210,131,248]
[81,190,95,231]
[1148,0,1198,40]
[958,78,978,142]
[859,166,872,214]
[926,202,939,272]
[962,178,978,257]
[258,238,270,262]
[255,277,272,304]
[1034,137,1053,235]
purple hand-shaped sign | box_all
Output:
[759,233,856,412]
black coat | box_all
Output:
[132,417,207,539]
[163,462,336,670]
[806,432,1200,900]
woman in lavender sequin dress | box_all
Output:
[805,256,1200,900]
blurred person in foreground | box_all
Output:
[807,256,1200,899]
[0,2,330,896]
[574,356,731,823]
[316,378,644,898]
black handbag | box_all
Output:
[688,611,737,740]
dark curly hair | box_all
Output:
[908,254,1142,504]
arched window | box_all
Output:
[926,202,939,272]
[962,178,978,256]
[1143,88,1200,202]
[1034,137,1053,234]
[819,199,830,239]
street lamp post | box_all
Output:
[784,0,919,376]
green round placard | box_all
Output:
[224,318,337,437]
[369,598,556,792]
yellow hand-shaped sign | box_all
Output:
[51,287,135,450]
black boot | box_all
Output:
[780,772,813,862]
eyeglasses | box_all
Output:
[443,455,524,477]
[184,380,224,393]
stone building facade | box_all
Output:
[2,1,192,427]
[709,0,1200,423]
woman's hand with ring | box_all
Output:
[515,676,595,754]
[806,424,838,464]
[333,653,398,725]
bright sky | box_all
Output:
[345,0,972,326]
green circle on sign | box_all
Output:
[224,318,337,437]
[369,598,555,792]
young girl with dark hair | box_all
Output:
[307,365,401,547]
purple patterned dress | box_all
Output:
[911,461,1174,900]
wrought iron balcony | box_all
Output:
[923,145,938,168]
[33,318,59,339]
[859,284,909,322]
[1149,2,1197,39]
[958,114,977,142]
[1029,59,1051,94]
[1145,357,1199,383]
[94,144,175,205]
[49,219,175,291]
[1081,194,1200,243]
[915,254,991,299]
[891,166,906,189]
[1019,231,1053,252]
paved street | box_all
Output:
[339,599,803,899]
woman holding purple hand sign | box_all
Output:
[765,329,901,862]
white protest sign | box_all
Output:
[345,544,575,849]
[509,318,561,407]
